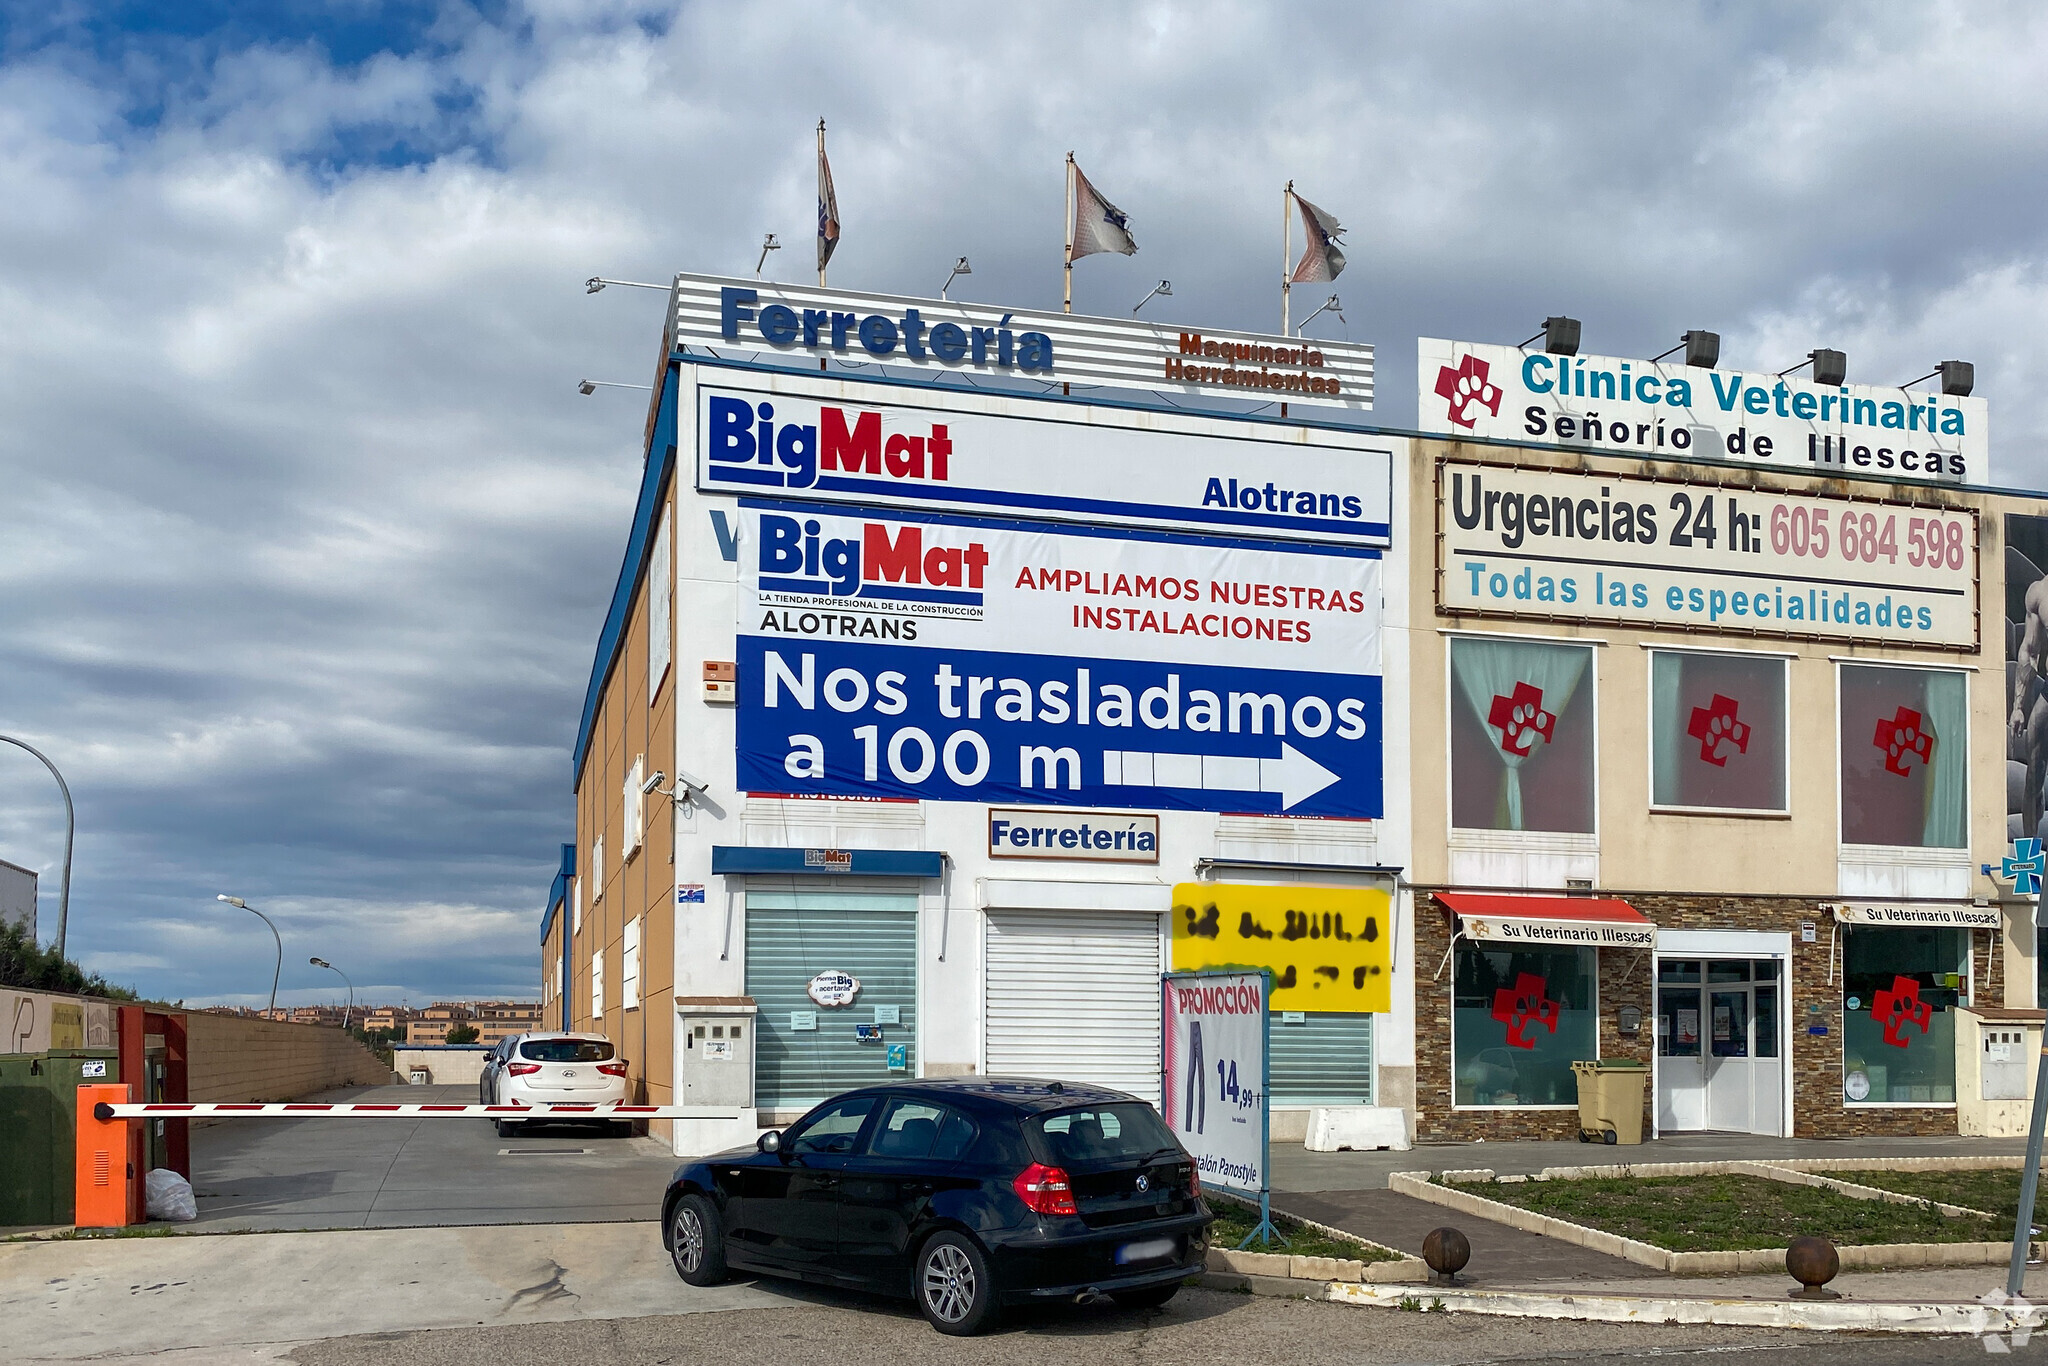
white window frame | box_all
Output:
[1448,938,1600,1112]
[649,507,673,701]
[622,916,642,1011]
[592,948,605,1020]
[1833,659,1972,852]
[1444,633,1602,839]
[591,835,605,900]
[1644,646,1793,817]
[624,756,646,860]
[572,876,583,934]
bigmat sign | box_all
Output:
[1420,338,1987,486]
[735,505,1383,817]
[696,381,1393,547]
[1437,461,1979,649]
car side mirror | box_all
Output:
[757,1130,782,1155]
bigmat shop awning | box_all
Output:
[1438,893,1656,949]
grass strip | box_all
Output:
[1207,1199,1403,1262]
[1455,1173,2008,1252]
[1819,1168,2027,1219]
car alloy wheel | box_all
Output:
[921,1242,977,1325]
[672,1204,705,1275]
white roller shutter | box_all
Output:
[984,909,1162,1103]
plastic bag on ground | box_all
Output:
[145,1167,198,1221]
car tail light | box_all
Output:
[507,1063,540,1076]
[597,1061,628,1077]
[1013,1163,1078,1216]
[1188,1165,1201,1199]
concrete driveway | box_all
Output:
[187,1084,681,1231]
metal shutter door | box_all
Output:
[1269,1013,1373,1106]
[985,909,1162,1103]
[746,891,918,1110]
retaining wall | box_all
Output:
[184,1013,394,1102]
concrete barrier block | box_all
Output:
[1304,1106,1410,1153]
[1290,1255,1365,1282]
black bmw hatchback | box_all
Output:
[660,1078,1211,1334]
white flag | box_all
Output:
[1070,160,1137,259]
[1289,192,1346,283]
[818,143,841,273]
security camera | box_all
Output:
[674,768,709,794]
[641,770,665,795]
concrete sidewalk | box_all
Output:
[3,1221,780,1362]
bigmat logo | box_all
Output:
[758,513,988,606]
[708,395,951,492]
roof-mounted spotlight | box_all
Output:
[1902,360,1975,397]
[1518,317,1581,356]
[1132,280,1172,314]
[755,233,781,276]
[941,257,971,300]
[1650,330,1721,369]
[1780,348,1847,386]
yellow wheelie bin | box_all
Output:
[1571,1059,1649,1145]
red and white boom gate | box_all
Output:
[76,1094,705,1229]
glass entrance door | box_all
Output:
[1658,958,1784,1135]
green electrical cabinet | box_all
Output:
[0,1050,120,1228]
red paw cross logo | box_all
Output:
[1870,975,1932,1048]
[1872,706,1933,777]
[1491,971,1561,1050]
[1686,694,1750,767]
[1434,354,1502,429]
[1487,682,1554,757]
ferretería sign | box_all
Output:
[1437,461,1979,650]
[1419,338,1987,485]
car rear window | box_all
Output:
[519,1038,614,1062]
[1032,1103,1176,1164]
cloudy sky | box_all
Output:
[3,1,2044,1007]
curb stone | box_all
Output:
[1325,1280,2048,1335]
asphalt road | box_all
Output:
[282,1289,2020,1366]
[188,1083,679,1230]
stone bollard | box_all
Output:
[1423,1226,1471,1287]
[1786,1235,1841,1301]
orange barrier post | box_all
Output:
[75,1083,141,1228]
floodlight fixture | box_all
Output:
[1901,360,1975,397]
[1133,280,1172,314]
[577,380,653,396]
[1295,295,1344,334]
[755,233,781,276]
[1519,317,1581,356]
[1780,348,1847,386]
[941,257,971,300]
[1652,330,1721,369]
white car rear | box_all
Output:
[491,1031,631,1135]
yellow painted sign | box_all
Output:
[1170,882,1391,1014]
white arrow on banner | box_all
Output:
[1101,744,1339,810]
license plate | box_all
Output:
[1114,1237,1175,1266]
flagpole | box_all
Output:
[1281,180,1293,335]
[1064,152,1075,315]
[817,118,828,287]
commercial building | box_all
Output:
[546,271,2043,1153]
[1406,334,2038,1139]
[0,858,35,938]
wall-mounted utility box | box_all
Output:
[702,661,736,704]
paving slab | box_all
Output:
[1273,1187,1641,1282]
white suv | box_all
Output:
[487,1031,632,1136]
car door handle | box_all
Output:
[815,1176,840,1189]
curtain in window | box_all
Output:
[1921,669,1967,848]
[1651,652,1684,807]
[1450,637,1590,831]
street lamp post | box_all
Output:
[217,895,282,1015]
[0,735,74,959]
[309,957,354,1030]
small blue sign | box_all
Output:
[886,1043,909,1072]
[1997,838,2047,897]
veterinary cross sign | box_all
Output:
[1985,837,2046,898]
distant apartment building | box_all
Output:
[0,858,35,939]
[474,1000,542,1046]
[405,1003,475,1045]
[359,1006,414,1037]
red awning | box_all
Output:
[1438,892,1655,949]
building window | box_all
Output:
[624,757,646,859]
[1450,636,1596,832]
[649,507,673,701]
[1838,664,1967,847]
[1842,926,1967,1104]
[1650,652,1788,812]
[591,835,605,899]
[622,916,641,1011]
[1452,943,1597,1106]
[591,949,605,1020]
[572,877,582,934]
